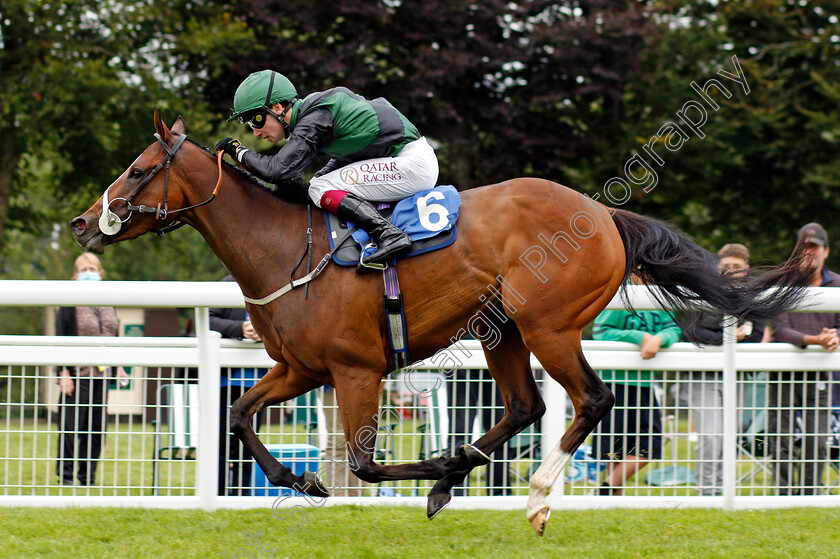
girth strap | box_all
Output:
[242,226,357,306]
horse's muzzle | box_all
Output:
[71,216,87,234]
[71,215,107,254]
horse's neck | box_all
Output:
[187,173,311,298]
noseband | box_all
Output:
[99,132,222,236]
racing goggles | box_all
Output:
[238,109,269,130]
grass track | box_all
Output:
[4,505,840,558]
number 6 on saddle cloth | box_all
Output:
[325,185,461,267]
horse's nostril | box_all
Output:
[71,218,87,232]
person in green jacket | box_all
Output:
[215,70,439,270]
[591,276,682,495]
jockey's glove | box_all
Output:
[215,137,249,162]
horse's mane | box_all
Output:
[186,137,310,206]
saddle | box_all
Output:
[324,185,460,268]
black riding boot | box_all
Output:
[336,194,412,268]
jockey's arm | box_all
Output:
[238,107,333,184]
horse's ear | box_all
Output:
[171,115,186,135]
[153,108,171,140]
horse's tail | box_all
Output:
[610,208,810,341]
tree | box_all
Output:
[207,0,655,187]
[5,0,840,286]
[595,0,840,266]
[0,0,253,275]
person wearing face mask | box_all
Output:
[55,253,128,487]
[215,70,439,271]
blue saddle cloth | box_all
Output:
[325,185,460,267]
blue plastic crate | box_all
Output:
[565,444,606,484]
[251,443,320,497]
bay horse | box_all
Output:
[71,111,806,535]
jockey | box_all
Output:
[216,70,439,268]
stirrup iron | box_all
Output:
[358,243,387,271]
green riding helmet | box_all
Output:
[228,70,298,122]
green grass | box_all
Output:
[3,416,836,497]
[1,419,319,496]
[3,505,840,558]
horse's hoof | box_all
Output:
[460,444,491,467]
[528,506,550,536]
[426,492,452,520]
[301,471,330,498]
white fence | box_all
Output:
[0,282,838,513]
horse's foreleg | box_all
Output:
[426,325,545,518]
[230,362,326,497]
[524,335,614,535]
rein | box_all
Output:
[99,133,223,236]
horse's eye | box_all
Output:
[129,168,144,180]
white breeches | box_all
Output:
[309,137,439,207]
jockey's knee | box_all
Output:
[309,176,346,208]
[308,180,324,207]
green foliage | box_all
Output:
[596,0,840,266]
[210,0,656,187]
[2,0,840,283]
[0,0,251,280]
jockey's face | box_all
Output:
[251,103,287,143]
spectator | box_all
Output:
[770,223,839,495]
[56,253,128,486]
[209,275,268,496]
[682,243,766,496]
[592,274,681,495]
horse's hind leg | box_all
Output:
[329,369,468,483]
[330,331,542,513]
[524,332,614,535]
[427,324,545,518]
[230,361,327,497]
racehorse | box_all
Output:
[71,111,807,535]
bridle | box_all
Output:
[97,128,354,304]
[99,132,223,236]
